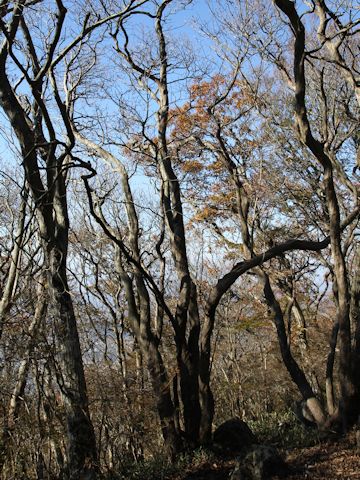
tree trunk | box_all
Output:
[198,307,216,444]
[0,188,28,340]
[175,283,202,446]
[46,243,98,479]
[348,248,360,423]
[142,340,182,460]
[326,321,339,416]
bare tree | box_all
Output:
[0,1,147,476]
[273,0,359,430]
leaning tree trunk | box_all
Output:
[262,273,326,425]
[79,134,183,459]
[114,247,182,459]
[111,1,203,447]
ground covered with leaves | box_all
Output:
[164,432,360,480]
[283,432,360,479]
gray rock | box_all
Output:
[213,418,256,453]
[229,444,286,480]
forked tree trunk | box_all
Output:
[154,4,202,445]
[114,248,182,459]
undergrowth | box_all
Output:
[103,447,217,480]
[102,411,320,479]
[248,409,321,448]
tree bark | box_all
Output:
[114,248,182,459]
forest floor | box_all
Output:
[167,431,360,480]
[281,432,360,480]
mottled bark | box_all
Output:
[115,249,181,458]
[155,4,201,444]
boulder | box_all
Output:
[213,418,256,453]
[229,445,286,480]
